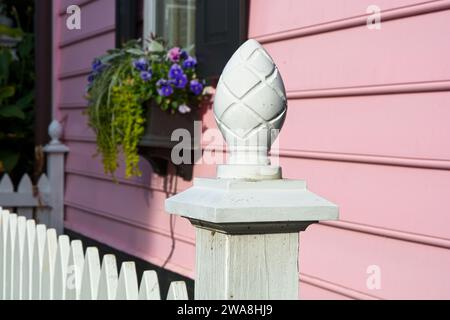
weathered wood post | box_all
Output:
[165,39,339,300]
[43,120,69,234]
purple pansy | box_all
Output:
[87,73,95,83]
[92,59,104,73]
[140,70,152,82]
[167,47,182,62]
[157,79,173,97]
[168,64,184,79]
[170,73,188,88]
[156,79,168,87]
[189,79,203,96]
[158,85,173,97]
[133,57,148,72]
[180,50,188,60]
[182,56,197,69]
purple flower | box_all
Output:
[92,59,103,73]
[158,85,173,97]
[167,47,182,62]
[170,73,188,88]
[168,64,184,79]
[140,70,152,82]
[190,79,203,96]
[178,104,191,114]
[180,50,188,60]
[157,78,173,96]
[182,56,197,69]
[133,57,148,71]
[157,79,169,87]
[87,73,95,83]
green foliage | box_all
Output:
[86,39,210,179]
[0,1,35,178]
[0,24,23,38]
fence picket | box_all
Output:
[0,175,13,191]
[138,270,161,300]
[80,247,101,300]
[36,174,51,226]
[65,240,84,300]
[0,175,14,213]
[0,210,187,301]
[115,262,139,300]
[31,224,46,299]
[17,174,33,220]
[40,228,57,300]
[167,281,188,300]
[53,235,70,300]
[21,219,36,300]
[12,216,26,299]
[0,210,10,299]
[97,254,118,300]
[4,213,17,300]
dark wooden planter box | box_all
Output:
[138,101,201,181]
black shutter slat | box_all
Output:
[116,0,139,47]
[195,0,248,79]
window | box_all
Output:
[117,0,248,78]
[144,0,196,53]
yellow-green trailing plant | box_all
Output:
[85,39,210,178]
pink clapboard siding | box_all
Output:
[53,0,450,298]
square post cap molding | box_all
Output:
[165,39,339,234]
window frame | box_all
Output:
[142,0,156,44]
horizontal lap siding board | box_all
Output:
[53,0,197,279]
[300,224,450,300]
[248,0,450,299]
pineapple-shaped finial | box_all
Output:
[214,39,287,179]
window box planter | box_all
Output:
[138,100,202,181]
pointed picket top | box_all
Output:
[40,228,58,300]
[80,247,101,300]
[115,262,139,300]
[37,174,50,193]
[21,219,36,300]
[138,270,161,300]
[167,281,188,300]
[17,174,33,193]
[97,254,118,300]
[65,240,84,300]
[12,216,27,299]
[53,235,71,300]
[0,174,13,192]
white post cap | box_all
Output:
[165,39,338,233]
[214,39,287,180]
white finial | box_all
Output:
[48,119,63,144]
[214,39,287,180]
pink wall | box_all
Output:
[54,0,450,298]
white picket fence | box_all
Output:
[0,120,69,234]
[0,208,188,300]
[0,173,51,227]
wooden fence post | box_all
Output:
[165,39,339,299]
[43,120,69,234]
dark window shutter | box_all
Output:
[195,0,248,79]
[116,0,139,47]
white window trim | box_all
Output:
[143,0,157,46]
